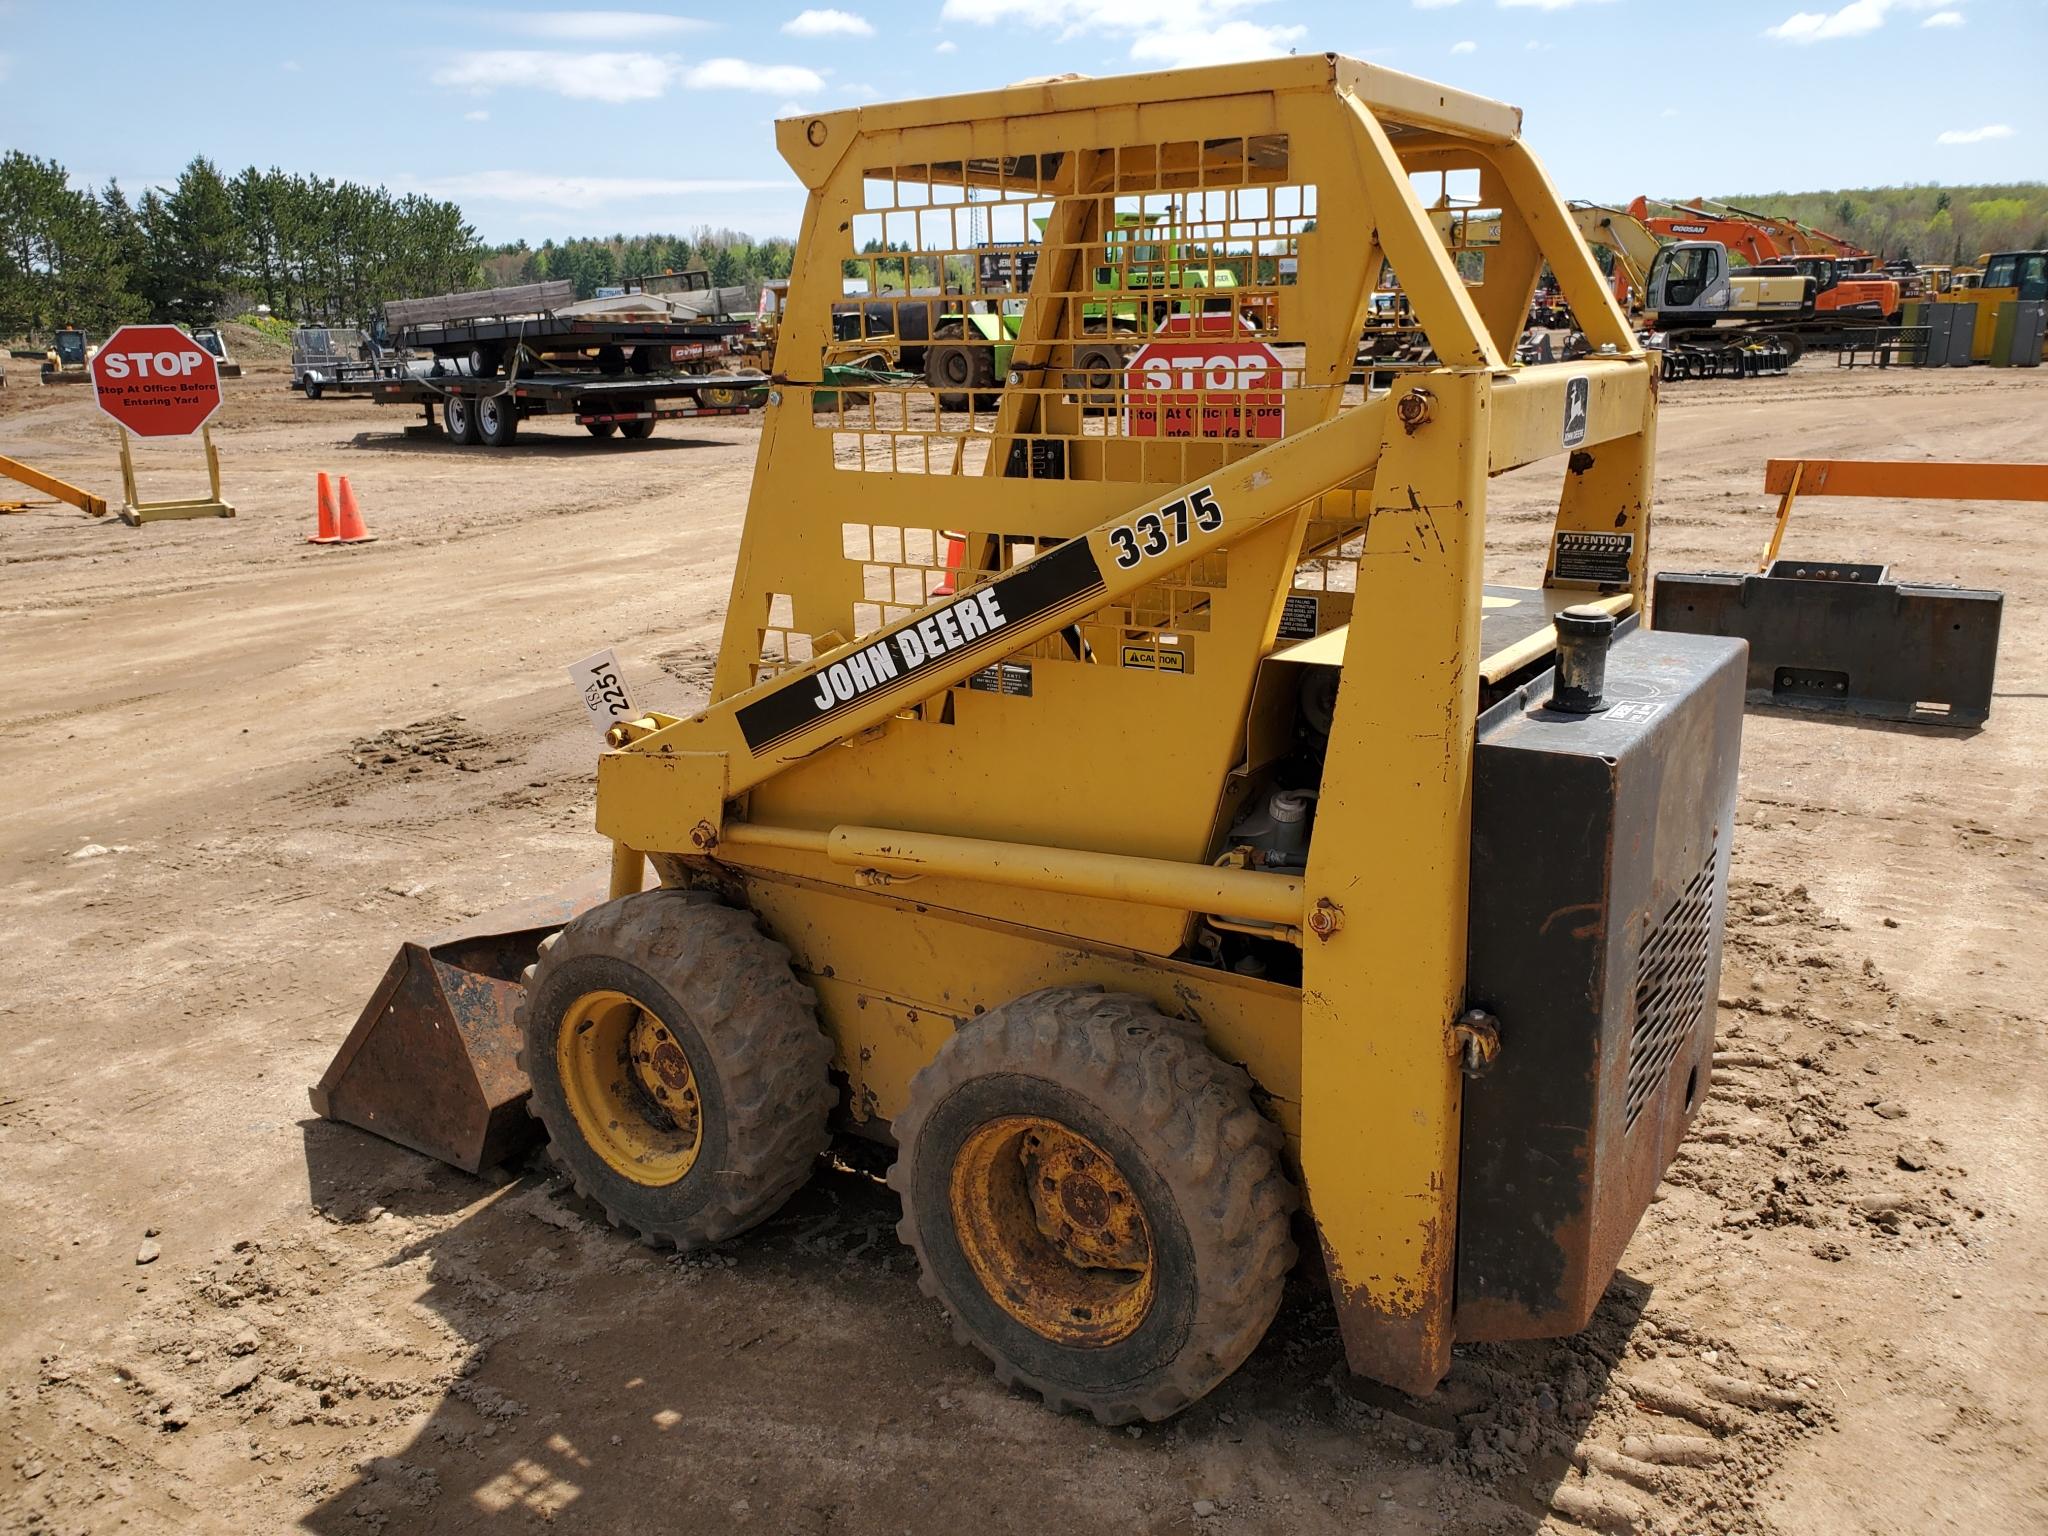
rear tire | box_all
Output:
[302,376,323,400]
[586,422,618,439]
[925,324,997,411]
[476,393,519,448]
[518,890,835,1248]
[620,418,656,440]
[1068,341,1127,410]
[890,987,1298,1423]
[443,393,477,445]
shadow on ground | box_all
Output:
[297,1123,1648,1535]
[344,429,731,458]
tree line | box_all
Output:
[1715,183,2048,266]
[480,232,797,300]
[7,147,2038,344]
[0,152,481,339]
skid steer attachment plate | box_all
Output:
[309,875,610,1171]
[1654,563,2002,727]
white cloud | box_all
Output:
[1921,7,1963,23]
[433,50,681,101]
[935,39,958,51]
[1660,106,1679,117]
[943,0,1302,68]
[280,59,302,73]
[1525,38,1552,49]
[502,10,713,41]
[1128,20,1306,67]
[684,57,827,92]
[783,8,874,36]
[464,109,491,121]
[406,171,797,208]
[840,81,879,97]
[1935,124,2012,144]
[1497,0,1618,9]
[1450,38,1477,52]
[1414,0,1460,8]
[1765,0,1956,44]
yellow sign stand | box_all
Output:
[117,424,236,526]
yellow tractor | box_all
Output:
[314,56,1745,1420]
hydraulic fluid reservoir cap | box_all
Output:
[1269,789,1313,824]
[1549,604,1616,714]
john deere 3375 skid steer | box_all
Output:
[313,55,1747,1421]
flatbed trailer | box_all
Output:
[373,280,754,379]
[312,366,771,448]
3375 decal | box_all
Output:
[1107,485,1224,569]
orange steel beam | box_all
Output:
[1763,459,2048,502]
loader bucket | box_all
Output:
[308,875,611,1173]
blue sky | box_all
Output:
[0,0,2039,245]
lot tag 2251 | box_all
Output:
[569,649,638,735]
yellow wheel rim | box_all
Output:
[556,989,703,1186]
[949,1115,1156,1347]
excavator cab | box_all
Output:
[1645,241,1729,315]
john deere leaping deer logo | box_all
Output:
[1563,375,1590,449]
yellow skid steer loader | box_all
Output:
[313,55,1746,1420]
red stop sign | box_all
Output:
[1125,326,1285,441]
[90,324,223,437]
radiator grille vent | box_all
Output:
[1625,849,1719,1130]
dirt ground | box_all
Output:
[1,356,2044,1535]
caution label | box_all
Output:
[966,662,1033,697]
[1120,644,1188,673]
[1552,530,1633,585]
[1277,592,1320,640]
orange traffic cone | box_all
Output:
[933,532,965,596]
[334,476,377,545]
[307,472,339,544]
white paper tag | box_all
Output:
[569,649,638,735]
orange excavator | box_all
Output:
[1628,197,1902,325]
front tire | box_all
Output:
[518,890,835,1248]
[890,987,1298,1423]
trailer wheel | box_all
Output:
[302,376,323,400]
[631,345,660,376]
[891,987,1298,1424]
[586,422,618,439]
[597,344,628,376]
[468,344,502,378]
[518,890,835,1249]
[443,393,477,445]
[619,418,656,440]
[477,392,519,448]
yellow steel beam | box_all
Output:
[1343,96,1501,370]
[719,821,1304,925]
[1299,366,1490,1396]
[0,453,107,518]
